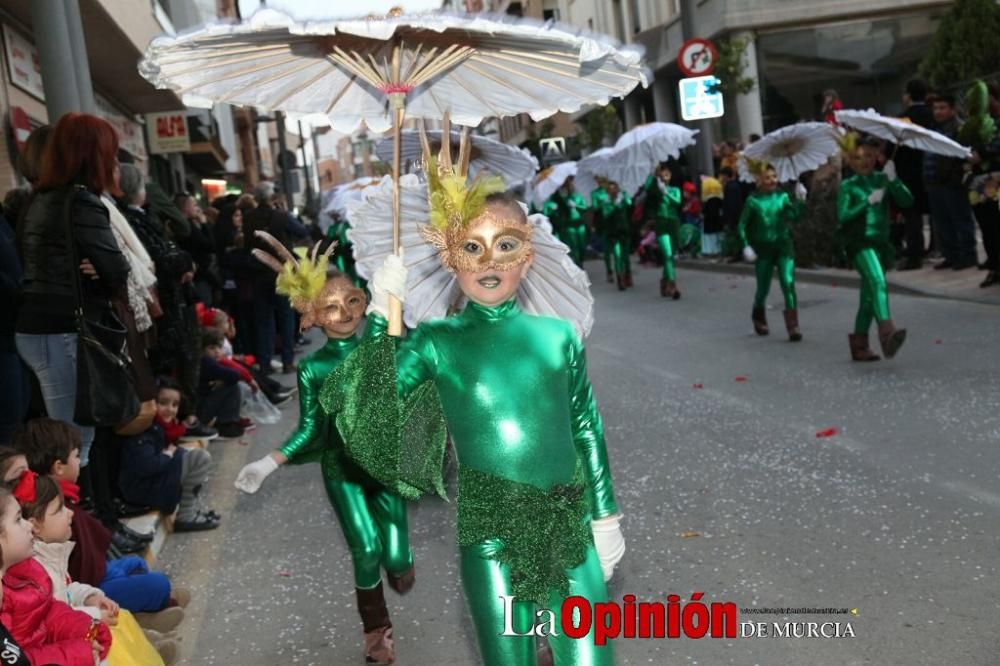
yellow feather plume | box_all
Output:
[275,249,330,310]
[836,130,859,156]
[427,155,505,231]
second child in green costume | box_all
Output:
[737,161,808,340]
[644,164,683,299]
[234,235,414,665]
[837,136,911,361]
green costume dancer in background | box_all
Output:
[738,160,807,341]
[600,181,634,291]
[550,176,590,267]
[236,235,413,666]
[324,134,626,666]
[326,218,363,286]
[644,164,683,299]
[837,135,911,361]
[590,183,613,282]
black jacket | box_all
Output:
[119,421,184,513]
[896,103,934,208]
[15,186,130,334]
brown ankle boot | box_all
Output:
[848,333,881,361]
[671,280,680,300]
[783,309,802,342]
[877,320,907,359]
[356,583,395,664]
[616,273,626,291]
[386,565,415,595]
[624,271,633,287]
[752,307,769,336]
[660,278,669,297]
[606,270,614,283]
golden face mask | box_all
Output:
[304,278,367,335]
[428,207,534,273]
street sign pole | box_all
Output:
[679,0,715,177]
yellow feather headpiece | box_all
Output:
[743,156,772,178]
[251,232,337,314]
[836,130,860,157]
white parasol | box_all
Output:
[835,108,972,159]
[347,174,594,338]
[574,146,616,196]
[737,122,840,183]
[531,161,578,208]
[322,177,383,219]
[373,129,539,185]
[141,7,646,334]
[600,122,699,194]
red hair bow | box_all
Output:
[12,470,37,505]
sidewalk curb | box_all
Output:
[677,259,1000,307]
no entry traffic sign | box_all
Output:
[677,38,717,78]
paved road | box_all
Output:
[159,262,1000,665]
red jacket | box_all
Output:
[220,356,254,385]
[1,558,112,665]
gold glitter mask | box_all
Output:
[444,210,533,273]
[304,279,367,335]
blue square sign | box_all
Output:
[679,76,724,121]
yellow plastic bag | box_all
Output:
[106,610,165,666]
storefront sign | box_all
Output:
[679,76,724,121]
[2,25,44,101]
[146,111,190,153]
[96,95,147,160]
[10,106,31,153]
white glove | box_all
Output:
[567,199,577,209]
[234,455,279,494]
[742,246,757,263]
[868,189,885,205]
[367,250,408,319]
[591,515,626,582]
[882,160,897,182]
[795,182,808,202]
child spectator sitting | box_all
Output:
[120,378,220,532]
[198,329,246,439]
[0,447,28,489]
[0,487,29,666]
[13,418,188,630]
[0,480,112,666]
[18,472,175,664]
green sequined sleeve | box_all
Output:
[566,326,619,519]
[319,314,447,500]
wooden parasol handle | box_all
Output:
[387,44,405,337]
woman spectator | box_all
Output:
[14,113,130,500]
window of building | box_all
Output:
[506,2,523,17]
[543,8,560,21]
[756,11,945,131]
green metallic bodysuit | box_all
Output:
[600,192,634,282]
[325,301,618,665]
[551,191,590,267]
[279,336,412,589]
[738,190,805,310]
[837,173,913,333]
[644,175,682,281]
[590,187,612,276]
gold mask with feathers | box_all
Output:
[418,115,532,273]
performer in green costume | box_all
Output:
[600,180,634,291]
[643,164,683,299]
[235,235,414,666]
[590,181,614,283]
[737,159,808,341]
[549,176,590,267]
[836,134,911,361]
[323,132,625,666]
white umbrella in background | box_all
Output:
[575,146,616,196]
[737,122,841,183]
[600,122,699,194]
[374,129,539,186]
[531,160,578,208]
[835,108,972,158]
[322,177,382,219]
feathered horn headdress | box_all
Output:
[835,130,860,157]
[417,113,507,271]
[252,232,337,314]
[743,156,773,178]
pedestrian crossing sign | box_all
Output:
[679,76,724,121]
